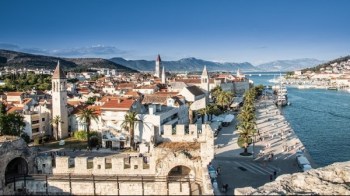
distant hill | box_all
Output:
[0,50,138,72]
[302,55,350,72]
[256,58,326,72]
[110,57,259,72]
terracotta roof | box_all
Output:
[99,96,120,103]
[154,92,179,97]
[7,106,23,114]
[6,92,24,96]
[142,95,168,105]
[52,61,66,79]
[101,99,135,111]
[67,100,83,107]
[124,91,142,97]
[88,105,102,115]
[116,83,135,89]
[22,98,32,105]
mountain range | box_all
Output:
[110,57,258,72]
[0,50,138,72]
[0,49,326,72]
[255,58,326,72]
[110,57,326,72]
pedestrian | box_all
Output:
[270,174,273,181]
[273,170,277,179]
[217,166,221,175]
[224,184,229,193]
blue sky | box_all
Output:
[0,0,349,64]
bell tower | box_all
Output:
[201,65,209,96]
[52,61,68,139]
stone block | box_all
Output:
[176,124,185,135]
[163,125,173,136]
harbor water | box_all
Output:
[247,72,350,167]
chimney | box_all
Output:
[118,99,121,104]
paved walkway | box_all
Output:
[211,96,316,195]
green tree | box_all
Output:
[78,108,98,148]
[0,112,25,136]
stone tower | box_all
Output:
[52,61,68,139]
[161,65,166,84]
[155,54,161,78]
[201,65,209,95]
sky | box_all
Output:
[0,0,350,65]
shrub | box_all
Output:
[73,130,88,140]
[73,130,99,141]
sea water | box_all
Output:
[247,72,350,167]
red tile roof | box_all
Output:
[101,99,135,111]
[6,92,24,96]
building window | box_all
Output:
[42,118,45,121]
[32,120,39,124]
[32,128,40,133]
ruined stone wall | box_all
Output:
[0,136,36,195]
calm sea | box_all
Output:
[247,72,350,167]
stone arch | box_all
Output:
[5,157,28,184]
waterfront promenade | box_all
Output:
[212,95,316,195]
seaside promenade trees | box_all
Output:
[78,108,98,148]
[237,87,259,156]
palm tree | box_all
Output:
[211,86,223,101]
[122,111,139,151]
[78,108,98,148]
[51,115,63,141]
[216,91,234,110]
[237,121,256,154]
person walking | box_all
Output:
[270,174,273,182]
[216,166,221,175]
[273,170,277,179]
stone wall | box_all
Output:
[2,124,215,195]
[235,161,350,195]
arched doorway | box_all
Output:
[168,165,195,181]
[5,157,28,184]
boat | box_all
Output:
[274,74,288,107]
[259,74,262,77]
[327,86,338,90]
